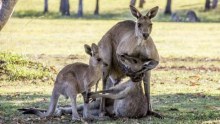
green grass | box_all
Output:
[0,0,220,123]
[0,52,54,81]
[2,19,220,58]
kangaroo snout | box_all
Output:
[97,58,101,62]
[143,33,149,39]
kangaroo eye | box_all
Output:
[97,58,101,62]
[133,59,138,64]
[137,23,142,28]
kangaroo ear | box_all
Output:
[130,5,142,18]
[146,6,159,19]
[91,43,99,53]
[84,44,92,56]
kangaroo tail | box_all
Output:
[20,87,60,118]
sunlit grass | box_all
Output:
[1,19,220,58]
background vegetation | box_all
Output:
[0,0,220,123]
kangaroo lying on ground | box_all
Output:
[88,79,148,118]
[97,5,161,118]
[19,43,102,121]
[23,79,149,119]
[62,79,148,119]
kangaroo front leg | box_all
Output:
[90,82,128,95]
[91,87,130,100]
[143,71,163,119]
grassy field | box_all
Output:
[1,0,220,123]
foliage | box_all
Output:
[0,52,53,81]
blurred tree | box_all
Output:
[44,0,48,14]
[130,0,145,8]
[94,0,99,15]
[164,0,172,15]
[77,0,83,17]
[205,0,211,10]
[0,0,2,10]
[60,0,70,16]
[139,0,145,8]
[212,0,218,9]
[0,0,18,31]
[130,0,136,6]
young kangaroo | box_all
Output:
[20,43,102,121]
[97,5,161,118]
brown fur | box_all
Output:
[97,6,161,118]
[20,43,102,121]
[44,79,148,119]
[90,80,148,118]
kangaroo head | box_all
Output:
[130,5,159,40]
[118,54,144,76]
[118,53,159,82]
[84,43,102,67]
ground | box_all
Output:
[0,0,220,123]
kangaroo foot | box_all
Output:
[97,115,110,121]
[147,110,164,119]
[71,116,81,122]
[99,111,106,117]
[83,113,99,121]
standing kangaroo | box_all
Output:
[20,43,102,121]
[97,5,161,118]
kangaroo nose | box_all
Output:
[143,33,149,39]
[97,58,101,62]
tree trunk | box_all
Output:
[94,0,99,15]
[139,0,145,8]
[130,0,136,6]
[0,0,18,31]
[77,0,83,17]
[0,0,2,10]
[212,0,218,9]
[205,0,211,10]
[164,0,172,15]
[60,0,70,16]
[43,0,48,13]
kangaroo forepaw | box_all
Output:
[147,110,164,119]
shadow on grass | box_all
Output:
[1,92,220,123]
[12,10,131,20]
[12,9,220,23]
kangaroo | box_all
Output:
[38,78,149,119]
[19,43,102,121]
[97,5,161,118]
[89,79,148,118]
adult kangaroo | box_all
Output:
[98,5,161,118]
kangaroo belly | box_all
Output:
[113,94,147,118]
